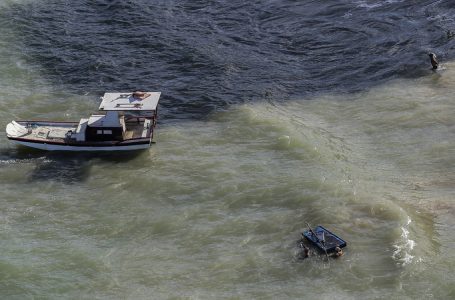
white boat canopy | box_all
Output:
[88,112,122,128]
[99,92,161,111]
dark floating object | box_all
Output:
[302,225,347,254]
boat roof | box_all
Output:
[88,112,122,128]
[99,92,161,111]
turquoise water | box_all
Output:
[1,1,455,299]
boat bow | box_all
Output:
[6,121,29,138]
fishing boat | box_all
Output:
[5,91,160,151]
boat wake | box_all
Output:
[0,156,50,165]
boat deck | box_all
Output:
[124,118,152,139]
[15,118,152,142]
[22,122,77,142]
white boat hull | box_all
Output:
[6,117,155,152]
[10,139,151,151]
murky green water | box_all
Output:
[1,69,454,299]
[1,1,455,299]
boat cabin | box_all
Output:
[72,92,160,142]
[85,111,124,141]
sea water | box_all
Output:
[0,1,454,299]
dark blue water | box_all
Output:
[2,0,455,119]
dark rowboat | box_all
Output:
[302,225,347,253]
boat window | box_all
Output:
[96,129,113,135]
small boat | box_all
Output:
[302,225,347,253]
[6,91,160,151]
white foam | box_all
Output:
[0,157,50,165]
[392,216,416,266]
[354,0,404,9]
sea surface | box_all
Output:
[0,0,454,299]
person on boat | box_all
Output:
[298,241,310,259]
[132,91,151,100]
[429,53,439,70]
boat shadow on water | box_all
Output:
[0,146,144,183]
